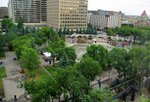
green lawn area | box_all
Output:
[40,66,57,77]
[25,66,58,81]
[0,67,6,96]
[25,66,59,81]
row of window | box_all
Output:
[60,24,86,27]
[61,21,87,23]
[60,18,86,20]
[60,14,87,17]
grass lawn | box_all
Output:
[0,67,6,96]
[25,66,57,81]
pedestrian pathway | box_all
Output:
[2,52,25,101]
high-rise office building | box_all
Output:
[0,7,8,19]
[0,7,8,30]
[40,0,47,22]
[8,0,47,23]
[47,0,88,30]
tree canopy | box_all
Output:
[85,45,108,69]
[76,56,102,82]
[59,47,76,66]
[20,47,40,70]
[82,89,117,102]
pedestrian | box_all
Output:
[0,96,2,102]
[41,50,43,55]
[122,93,127,102]
[130,88,135,101]
[14,95,18,102]
[98,79,101,88]
[0,62,2,65]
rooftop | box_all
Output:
[141,10,148,17]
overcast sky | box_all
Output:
[0,0,150,15]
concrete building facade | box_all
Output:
[88,10,122,30]
[47,0,88,30]
[8,0,47,23]
[122,15,139,26]
[40,0,47,23]
[0,7,8,19]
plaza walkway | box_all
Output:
[2,52,25,101]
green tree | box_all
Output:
[144,45,150,76]
[79,28,83,34]
[139,29,149,44]
[57,67,89,101]
[87,23,94,34]
[128,47,148,93]
[70,29,74,34]
[4,31,18,51]
[128,47,148,74]
[108,48,134,79]
[40,27,51,39]
[0,46,5,58]
[82,89,117,102]
[85,45,108,69]
[25,67,89,102]
[17,17,24,34]
[83,29,86,34]
[143,55,150,77]
[25,78,53,102]
[113,26,148,44]
[20,47,40,71]
[58,28,62,37]
[34,29,48,46]
[76,56,102,83]
[76,28,79,33]
[13,36,32,59]
[2,18,14,32]
[140,95,150,102]
[131,27,140,43]
[59,47,76,67]
[0,34,5,57]
[63,27,66,35]
[87,23,94,30]
[39,27,59,41]
[66,28,70,35]
[46,39,65,60]
[106,28,114,36]
[116,26,131,36]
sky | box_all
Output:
[0,0,150,15]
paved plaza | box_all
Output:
[2,52,25,101]
[68,42,114,60]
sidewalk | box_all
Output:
[2,52,25,101]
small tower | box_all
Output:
[140,10,149,21]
